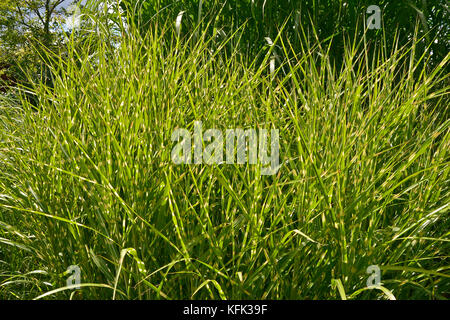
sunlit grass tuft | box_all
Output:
[0,14,449,299]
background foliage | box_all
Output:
[122,0,449,68]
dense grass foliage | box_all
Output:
[0,13,449,299]
[122,0,450,69]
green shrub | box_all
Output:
[0,9,448,299]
